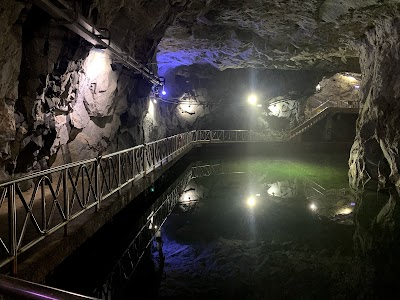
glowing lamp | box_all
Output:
[161,90,167,96]
[337,208,353,215]
[247,94,258,105]
[247,197,256,207]
[309,203,317,212]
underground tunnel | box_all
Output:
[0,0,400,299]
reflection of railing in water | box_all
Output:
[95,163,247,299]
[94,170,193,299]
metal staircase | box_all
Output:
[288,102,361,140]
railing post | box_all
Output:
[96,157,102,211]
[118,153,122,196]
[131,149,135,182]
[143,145,147,176]
[41,179,46,232]
[63,169,70,236]
[8,183,17,275]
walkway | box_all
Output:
[0,102,361,284]
[288,100,361,139]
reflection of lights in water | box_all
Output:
[180,188,196,203]
[247,197,256,207]
[267,182,296,198]
[147,211,154,229]
[309,203,317,212]
[337,207,353,215]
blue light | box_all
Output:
[161,90,167,96]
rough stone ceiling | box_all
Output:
[156,0,400,75]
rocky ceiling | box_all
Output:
[156,0,400,75]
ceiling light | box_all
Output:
[247,94,258,105]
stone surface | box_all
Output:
[156,0,400,75]
[349,17,400,296]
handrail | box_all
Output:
[0,125,357,278]
[0,274,99,300]
[0,130,275,276]
[289,101,361,139]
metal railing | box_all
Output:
[289,100,361,139]
[307,99,361,119]
[0,130,279,276]
[0,131,197,275]
[0,274,99,300]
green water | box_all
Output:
[159,154,357,299]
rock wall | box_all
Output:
[0,0,188,181]
[349,17,400,295]
[162,65,324,132]
[305,73,361,117]
[0,1,25,179]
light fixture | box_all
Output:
[336,208,353,215]
[247,196,256,207]
[309,203,317,212]
[160,77,166,96]
[247,94,258,105]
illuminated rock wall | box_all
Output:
[0,1,187,181]
[350,18,400,294]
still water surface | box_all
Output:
[156,155,358,299]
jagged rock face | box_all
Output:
[0,0,191,179]
[162,65,323,131]
[89,0,186,62]
[349,18,400,290]
[0,1,25,146]
[157,0,400,75]
[305,72,361,116]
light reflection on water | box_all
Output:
[166,156,356,249]
[159,156,357,299]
